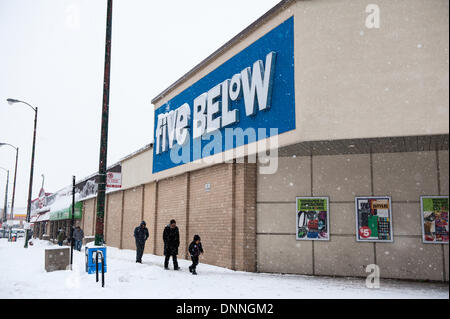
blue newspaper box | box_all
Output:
[85,246,107,274]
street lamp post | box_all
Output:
[0,167,9,224]
[0,143,19,220]
[6,98,38,248]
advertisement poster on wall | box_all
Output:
[296,197,329,241]
[420,196,449,244]
[355,196,393,242]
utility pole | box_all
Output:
[0,143,19,220]
[0,168,9,223]
[95,0,113,246]
[25,106,38,248]
[70,176,75,269]
[7,99,38,248]
[11,147,18,220]
[3,171,8,222]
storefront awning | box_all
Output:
[49,201,82,221]
[36,212,50,222]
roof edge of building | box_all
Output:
[150,0,295,105]
[117,142,153,163]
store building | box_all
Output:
[31,163,121,241]
[30,188,53,238]
[76,0,449,282]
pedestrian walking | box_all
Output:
[134,221,149,263]
[163,219,180,270]
[57,228,66,246]
[73,226,84,251]
[188,234,204,275]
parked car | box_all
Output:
[10,228,25,238]
[16,229,25,238]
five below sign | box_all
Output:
[155,51,276,154]
[152,17,295,173]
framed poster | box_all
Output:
[355,196,393,242]
[420,196,449,244]
[296,197,329,241]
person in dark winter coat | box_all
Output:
[188,234,204,275]
[73,226,84,251]
[134,221,149,263]
[163,219,180,270]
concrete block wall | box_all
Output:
[257,156,314,275]
[257,150,449,281]
[439,151,449,195]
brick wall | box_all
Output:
[143,182,157,254]
[82,198,95,236]
[156,174,189,258]
[121,186,144,250]
[241,161,257,272]
[189,163,234,269]
[105,191,123,248]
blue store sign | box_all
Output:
[153,16,295,173]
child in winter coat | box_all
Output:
[188,234,204,275]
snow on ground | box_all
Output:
[0,238,448,299]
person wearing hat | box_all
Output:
[134,221,149,263]
[188,234,204,275]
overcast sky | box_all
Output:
[0,0,281,210]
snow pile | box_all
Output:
[0,238,448,299]
[48,189,81,213]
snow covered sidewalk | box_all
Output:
[0,238,448,299]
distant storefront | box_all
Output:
[30,188,53,238]
[48,201,83,241]
[30,164,121,241]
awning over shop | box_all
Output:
[30,207,50,223]
[36,211,50,222]
[49,201,82,221]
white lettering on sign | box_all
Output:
[155,51,277,155]
[365,4,380,29]
[206,83,222,134]
[241,51,276,116]
[193,93,208,140]
[222,79,239,127]
[166,109,178,149]
[175,103,190,146]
